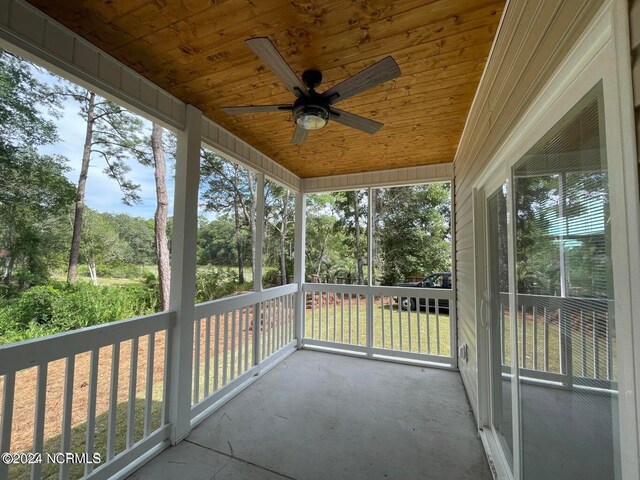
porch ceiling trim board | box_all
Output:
[451,0,606,423]
[303,162,453,193]
[0,0,302,192]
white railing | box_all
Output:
[301,283,456,368]
[498,293,615,389]
[0,311,174,480]
[190,284,297,421]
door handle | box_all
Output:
[480,297,488,329]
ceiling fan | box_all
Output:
[221,37,401,145]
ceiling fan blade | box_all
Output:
[221,105,291,115]
[329,108,383,134]
[323,56,401,104]
[291,126,308,144]
[246,37,309,97]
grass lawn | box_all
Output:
[305,297,452,357]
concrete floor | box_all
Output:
[128,350,492,480]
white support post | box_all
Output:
[293,191,307,348]
[168,105,202,444]
[253,173,265,365]
[366,188,374,353]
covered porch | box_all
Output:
[0,0,639,480]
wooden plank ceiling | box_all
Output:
[27,0,504,178]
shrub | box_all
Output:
[195,267,240,303]
[14,285,60,325]
[51,282,158,330]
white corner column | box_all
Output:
[366,187,374,353]
[293,191,307,348]
[168,104,202,444]
[253,172,265,365]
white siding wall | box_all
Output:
[453,0,605,420]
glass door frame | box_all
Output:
[473,5,640,478]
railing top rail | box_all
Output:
[0,310,175,375]
[193,283,298,320]
[302,282,454,299]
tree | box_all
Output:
[80,209,129,284]
[264,182,294,282]
[197,217,240,266]
[150,124,171,309]
[103,213,155,265]
[0,50,75,288]
[63,86,146,284]
[375,184,451,285]
[333,190,368,284]
[200,151,256,283]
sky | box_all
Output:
[32,67,176,220]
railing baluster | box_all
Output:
[521,305,526,369]
[426,305,431,354]
[407,298,413,351]
[381,295,386,349]
[416,298,421,353]
[580,310,587,377]
[244,307,250,371]
[341,293,345,343]
[333,293,337,342]
[399,297,403,351]
[193,319,201,404]
[277,297,282,349]
[390,296,394,350]
[0,371,16,480]
[162,329,171,426]
[593,311,600,379]
[60,355,75,480]
[214,314,220,391]
[312,291,316,339]
[32,363,48,480]
[436,300,441,355]
[543,307,549,371]
[356,293,360,344]
[222,312,229,386]
[230,310,236,380]
[325,292,329,341]
[144,334,154,437]
[606,311,613,380]
[127,337,139,448]
[290,294,294,342]
[261,302,267,360]
[500,304,505,364]
[278,296,282,349]
[348,294,352,344]
[203,317,210,389]
[532,306,538,370]
[107,343,120,460]
[272,298,277,351]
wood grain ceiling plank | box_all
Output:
[118,0,498,79]
[204,50,489,108]
[142,3,501,97]
[24,0,504,177]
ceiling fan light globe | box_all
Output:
[293,104,329,131]
[296,113,327,130]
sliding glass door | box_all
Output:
[511,85,620,479]
[482,84,624,479]
[486,184,514,473]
